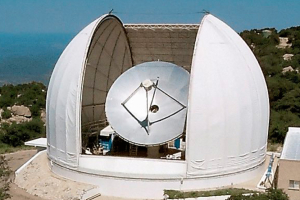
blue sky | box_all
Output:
[0,0,300,34]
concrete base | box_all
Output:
[50,159,265,199]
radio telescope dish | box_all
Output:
[105,61,190,146]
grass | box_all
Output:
[164,188,258,199]
[0,143,35,154]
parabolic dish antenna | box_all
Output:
[105,61,190,146]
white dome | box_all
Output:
[46,14,269,198]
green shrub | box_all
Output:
[0,118,45,147]
[227,188,288,200]
[0,82,46,111]
[165,188,255,199]
[1,109,11,119]
[269,110,300,143]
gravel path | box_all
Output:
[14,151,96,200]
[4,149,46,200]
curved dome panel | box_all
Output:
[46,14,132,168]
[186,14,269,177]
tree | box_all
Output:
[269,110,300,143]
[0,118,45,147]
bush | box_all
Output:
[1,109,11,119]
[0,82,46,112]
[165,188,256,199]
[275,88,300,114]
[269,110,300,143]
[30,104,40,117]
[0,118,45,147]
[227,188,288,200]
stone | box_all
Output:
[11,105,31,117]
[40,109,46,123]
[282,66,294,74]
[282,53,294,61]
[7,115,31,124]
[276,37,292,49]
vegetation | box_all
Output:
[1,109,11,120]
[0,143,34,155]
[0,82,46,153]
[0,82,46,117]
[0,119,45,147]
[164,188,256,199]
[0,155,10,200]
[227,188,288,200]
[240,27,300,144]
[165,188,288,199]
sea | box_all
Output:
[0,33,75,86]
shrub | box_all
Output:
[227,188,288,200]
[1,109,11,119]
[0,119,45,147]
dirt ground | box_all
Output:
[4,149,46,200]
[2,150,136,200]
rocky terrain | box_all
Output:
[0,105,46,124]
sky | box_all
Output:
[0,0,300,34]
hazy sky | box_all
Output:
[0,0,300,34]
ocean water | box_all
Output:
[0,33,75,86]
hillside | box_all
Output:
[240,27,300,143]
[0,82,46,152]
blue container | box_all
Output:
[174,138,180,149]
[99,136,112,151]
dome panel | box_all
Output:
[47,14,132,168]
[186,14,269,177]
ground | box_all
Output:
[4,150,46,200]
[2,149,139,200]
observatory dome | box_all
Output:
[46,14,269,199]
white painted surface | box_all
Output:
[186,14,269,177]
[281,127,300,160]
[51,160,264,199]
[78,155,186,178]
[47,15,107,168]
[47,14,131,168]
[25,138,47,148]
[100,125,114,137]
